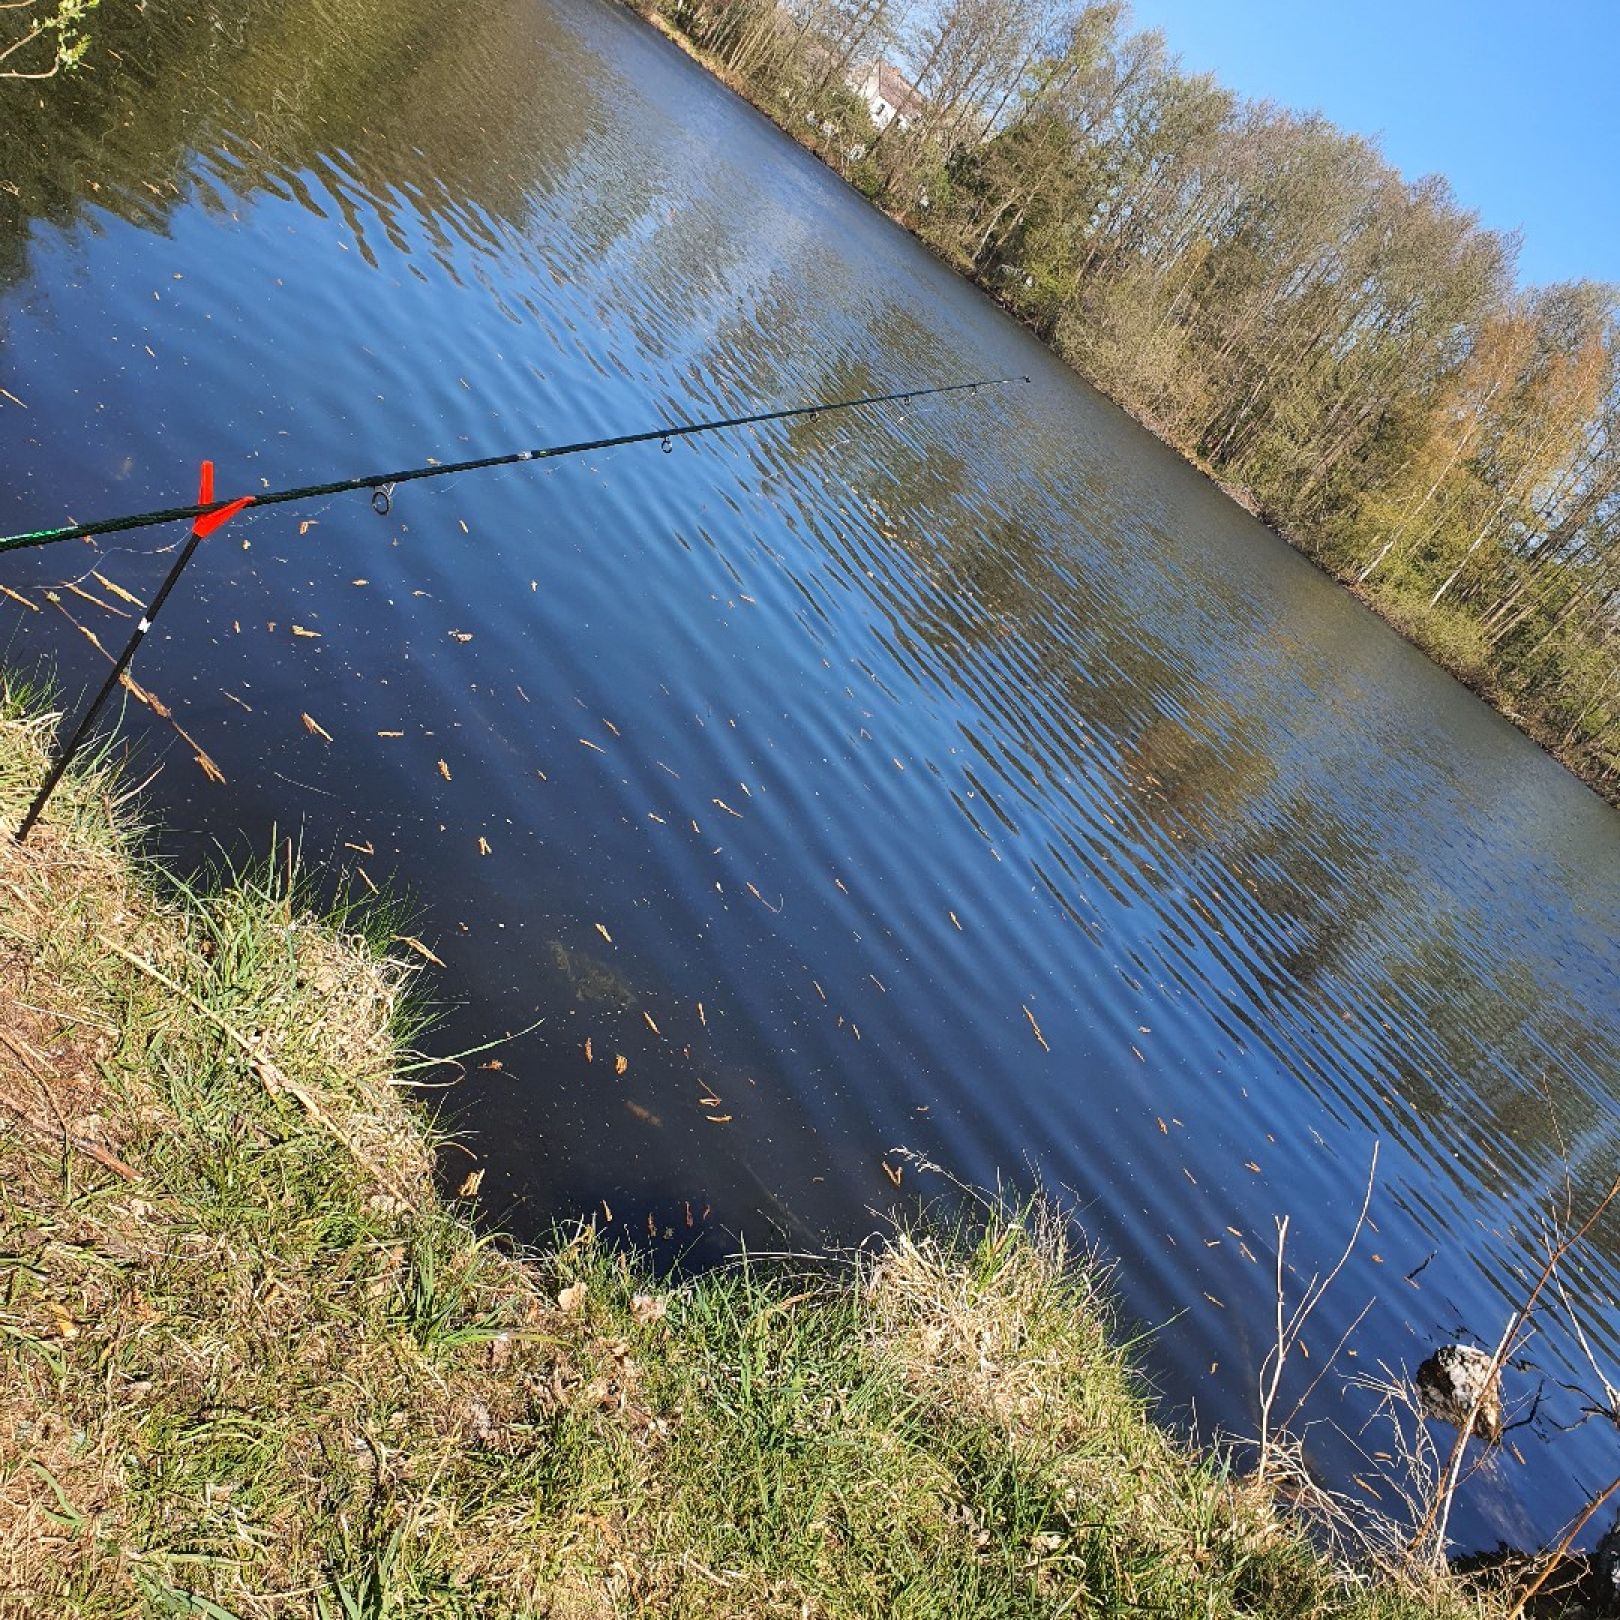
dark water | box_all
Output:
[3,0,1618,1551]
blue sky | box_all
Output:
[1122,0,1619,290]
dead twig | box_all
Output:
[1256,1140,1379,1479]
[0,1094,138,1181]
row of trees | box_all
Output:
[649,0,1620,798]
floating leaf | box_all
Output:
[457,1168,485,1198]
[301,712,333,742]
[477,836,491,855]
[437,759,452,781]
[92,571,145,609]
[614,1054,628,1076]
[291,625,321,638]
[595,922,613,944]
[393,935,445,967]
[881,1159,902,1187]
[1022,1004,1050,1052]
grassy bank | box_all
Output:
[0,682,1502,1617]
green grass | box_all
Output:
[0,675,1508,1618]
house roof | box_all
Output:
[875,61,925,120]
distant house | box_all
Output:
[851,61,924,132]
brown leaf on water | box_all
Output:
[705,1113,732,1124]
[437,759,451,780]
[291,625,321,638]
[64,580,129,617]
[457,1168,485,1198]
[1157,1117,1168,1134]
[713,798,742,818]
[579,737,605,754]
[583,1038,593,1064]
[345,840,375,855]
[477,837,491,855]
[173,721,226,784]
[301,713,333,742]
[120,674,171,718]
[642,1011,659,1035]
[948,910,961,930]
[615,1054,628,1076]
[595,922,613,944]
[881,1159,902,1187]
[449,631,473,643]
[299,520,319,535]
[1022,1004,1050,1052]
[393,934,445,967]
[696,1002,706,1026]
[1245,1161,1262,1174]
[92,570,145,609]
[0,584,39,613]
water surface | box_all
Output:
[3,0,1619,1549]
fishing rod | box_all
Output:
[0,375,1025,555]
[8,374,1024,841]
